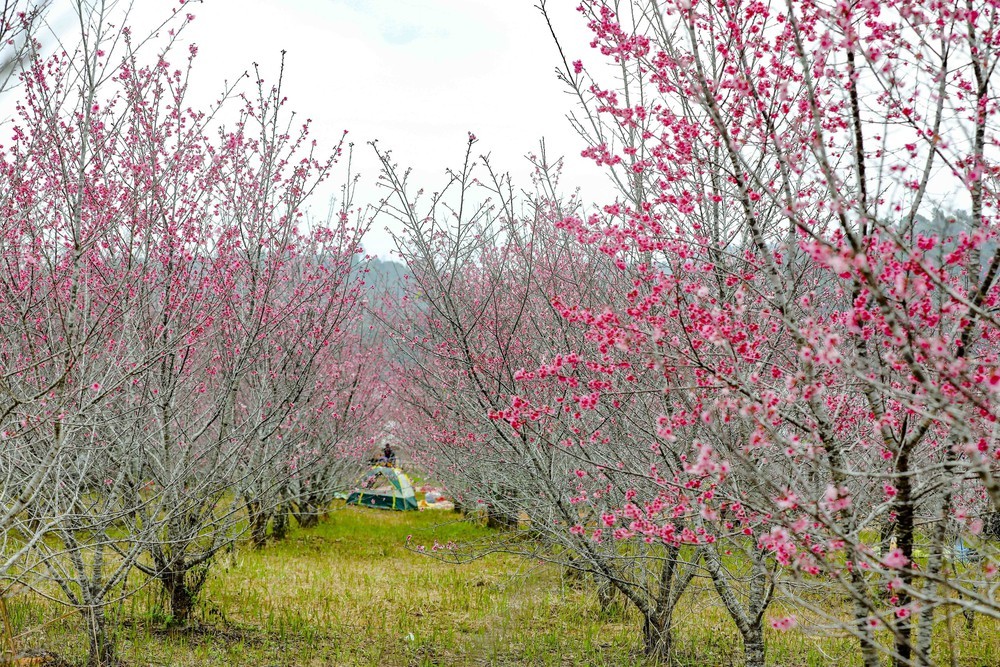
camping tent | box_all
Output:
[346,466,418,511]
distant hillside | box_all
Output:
[360,257,407,297]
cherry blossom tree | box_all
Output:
[119,63,369,622]
[523,0,1000,664]
[0,5,219,659]
[381,141,714,660]
[0,2,375,661]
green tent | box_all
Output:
[347,466,418,511]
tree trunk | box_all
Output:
[248,501,270,548]
[916,508,953,663]
[272,507,289,541]
[562,559,585,588]
[642,610,672,662]
[704,542,770,667]
[851,565,883,667]
[743,625,765,667]
[597,577,620,612]
[486,485,517,529]
[485,503,516,530]
[163,569,195,625]
[83,603,114,667]
[894,455,916,667]
[295,500,320,528]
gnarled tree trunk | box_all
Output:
[162,568,196,625]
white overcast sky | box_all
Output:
[43,0,614,257]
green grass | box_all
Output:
[3,507,999,666]
[3,507,642,666]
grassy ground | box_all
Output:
[2,507,999,666]
[3,506,642,666]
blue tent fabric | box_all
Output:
[953,539,979,564]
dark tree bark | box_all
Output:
[160,567,200,625]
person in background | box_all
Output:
[382,444,396,466]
